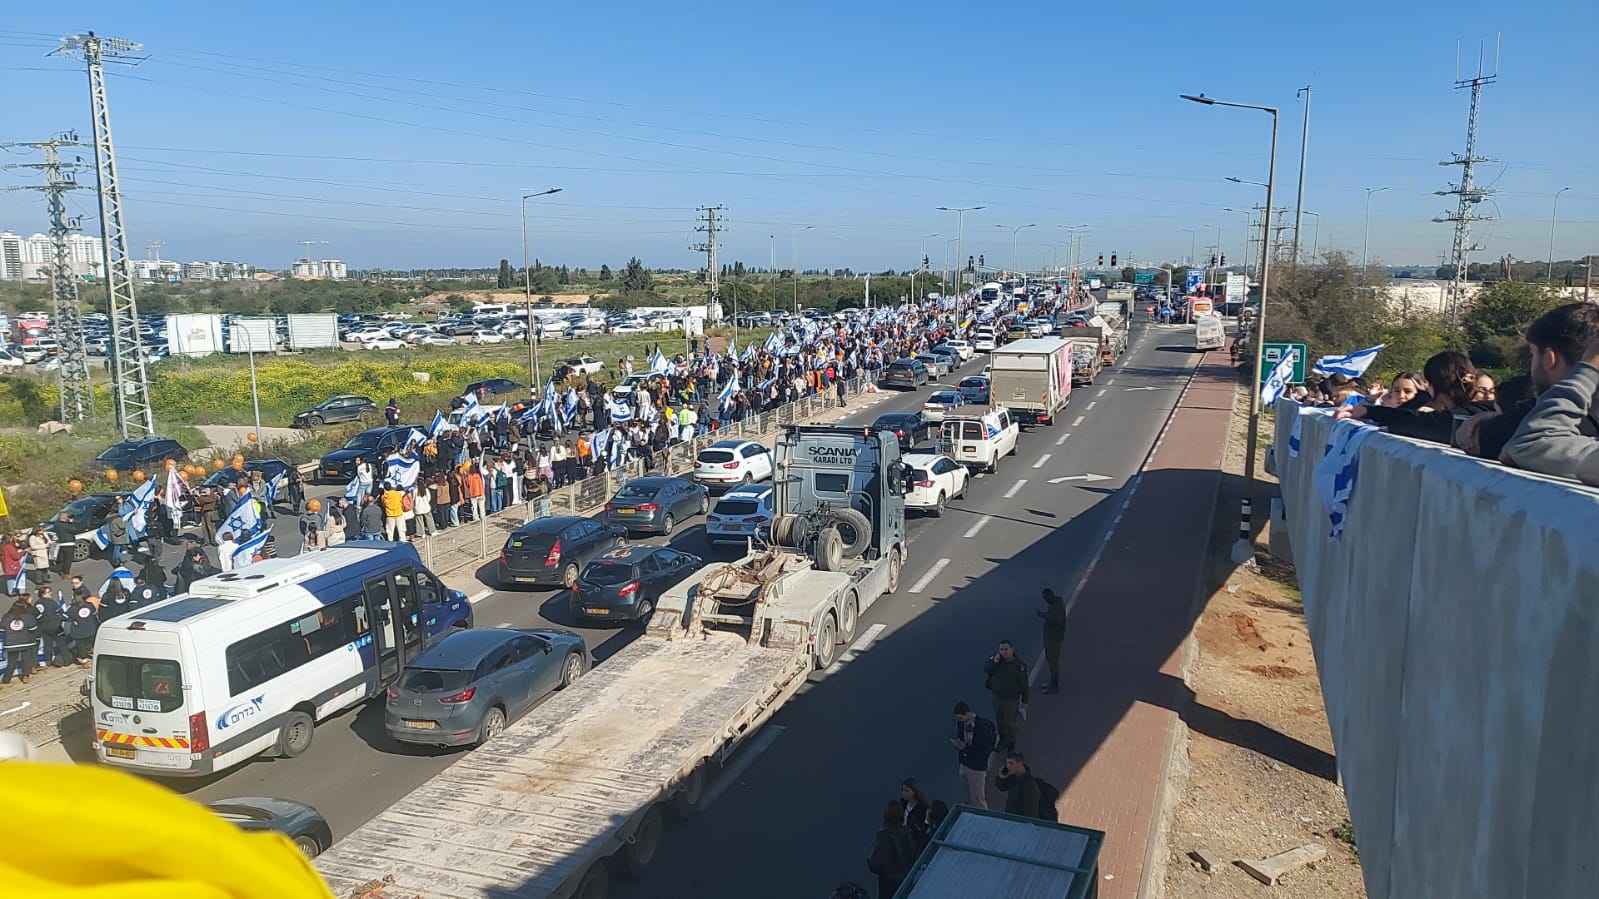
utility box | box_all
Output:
[164,313,224,357]
[286,313,339,350]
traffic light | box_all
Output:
[1220,254,1227,266]
[922,255,929,268]
[1110,254,1117,267]
[1210,255,1217,267]
[978,254,985,268]
[1098,254,1104,267]
[967,256,974,272]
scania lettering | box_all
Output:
[89,543,472,777]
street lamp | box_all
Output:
[1549,186,1572,282]
[1061,224,1089,274]
[1361,186,1388,277]
[1223,208,1254,275]
[1182,91,1279,567]
[996,224,1036,274]
[791,225,813,313]
[937,206,984,292]
[1301,211,1321,263]
[1180,228,1198,267]
[521,187,563,387]
[231,324,264,457]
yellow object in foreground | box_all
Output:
[0,762,336,899]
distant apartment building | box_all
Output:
[291,258,348,280]
[0,231,106,281]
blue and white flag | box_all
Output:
[428,410,450,437]
[741,343,756,363]
[1312,420,1378,541]
[458,392,479,415]
[232,530,269,569]
[590,429,609,464]
[343,474,362,502]
[562,386,579,423]
[99,566,135,599]
[607,395,634,422]
[1313,344,1384,379]
[727,334,736,358]
[385,453,420,489]
[651,349,671,375]
[222,493,262,539]
[405,428,426,450]
[93,479,157,548]
[764,332,782,353]
[718,372,738,411]
[1260,347,1299,407]
[758,376,778,392]
[1289,412,1305,459]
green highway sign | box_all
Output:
[1260,341,1308,384]
[1134,271,1155,284]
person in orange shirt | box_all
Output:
[464,464,487,522]
[576,435,592,478]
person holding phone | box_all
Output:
[983,640,1030,753]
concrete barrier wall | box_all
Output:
[1272,403,1599,899]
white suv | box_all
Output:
[705,484,774,545]
[938,405,1020,473]
[902,452,969,517]
[693,439,773,488]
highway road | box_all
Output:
[149,317,1203,894]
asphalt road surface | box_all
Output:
[150,318,1203,895]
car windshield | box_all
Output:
[698,450,735,464]
[583,561,638,586]
[714,499,760,516]
[616,483,659,499]
[94,445,135,463]
[929,393,960,404]
[960,378,986,388]
[95,655,184,714]
[400,667,474,693]
[873,416,909,428]
[60,496,109,520]
[342,432,381,451]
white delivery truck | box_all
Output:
[315,424,909,899]
[1194,313,1226,351]
[988,337,1073,427]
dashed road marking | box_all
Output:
[963,515,992,539]
[1055,432,1071,446]
[1096,388,1108,397]
[1032,453,1052,469]
[836,623,887,667]
[468,589,492,604]
[1072,415,1086,427]
[909,558,950,593]
[1004,479,1027,499]
[1085,401,1097,411]
[1106,379,1116,385]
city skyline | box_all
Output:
[0,3,1594,274]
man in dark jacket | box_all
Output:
[1038,589,1067,694]
[50,512,76,581]
[33,588,67,668]
[357,495,384,540]
[1,597,41,684]
[952,701,998,810]
[63,595,98,665]
[995,751,1041,818]
[983,640,1029,752]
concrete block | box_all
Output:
[411,371,431,383]
[1236,843,1328,885]
[1189,847,1226,873]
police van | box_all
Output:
[938,404,1020,473]
[89,543,472,777]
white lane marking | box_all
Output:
[1106,379,1116,385]
[1071,415,1086,427]
[468,589,492,604]
[496,622,513,628]
[1003,479,1027,499]
[1032,453,1052,469]
[1048,473,1112,484]
[1096,388,1108,397]
[700,724,787,811]
[1085,401,1097,411]
[835,623,887,667]
[1055,431,1071,446]
[963,515,992,539]
[0,702,32,717]
[908,558,951,594]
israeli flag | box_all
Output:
[1313,344,1385,379]
[385,453,420,489]
[764,332,782,353]
[651,349,671,375]
[232,530,270,569]
[123,479,158,541]
[457,391,480,417]
[405,428,426,449]
[590,429,609,463]
[758,376,778,392]
[718,372,738,411]
[428,410,450,437]
[727,334,736,358]
[607,395,634,422]
[1260,347,1299,407]
[222,493,262,539]
[562,386,579,422]
[741,343,756,363]
[1288,412,1304,459]
[343,474,362,502]
[1312,420,1378,541]
[99,566,135,599]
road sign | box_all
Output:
[1185,270,1203,293]
[1134,271,1155,285]
[1260,342,1308,384]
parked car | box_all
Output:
[569,545,704,625]
[207,798,332,859]
[692,439,773,489]
[292,395,377,428]
[361,336,406,350]
[914,353,950,380]
[317,426,418,483]
[416,333,458,347]
[956,376,991,405]
[42,492,130,562]
[602,476,709,536]
[942,339,975,361]
[926,345,963,371]
[705,483,775,546]
[468,329,506,345]
[498,515,628,589]
[902,452,970,517]
[0,348,24,370]
[921,390,967,423]
[385,627,588,748]
[881,358,929,389]
[563,355,605,376]
[91,437,188,474]
[871,412,930,450]
[465,378,527,399]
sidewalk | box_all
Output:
[1030,349,1237,898]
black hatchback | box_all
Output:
[91,437,189,474]
[570,545,703,625]
[498,515,628,590]
[881,358,928,389]
[465,378,527,399]
[871,412,930,450]
[292,395,377,428]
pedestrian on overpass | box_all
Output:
[983,640,1029,753]
[1038,589,1066,694]
[385,397,400,427]
[950,701,997,809]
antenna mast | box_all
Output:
[1434,37,1499,320]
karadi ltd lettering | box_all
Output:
[806,445,860,464]
[216,695,266,731]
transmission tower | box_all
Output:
[54,32,154,438]
[1433,39,1499,320]
[692,206,724,317]
[0,134,95,421]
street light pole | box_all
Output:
[236,325,262,456]
[1302,211,1321,263]
[1182,92,1279,567]
[1548,186,1572,282]
[1361,186,1388,278]
[1181,228,1197,267]
[996,224,1036,275]
[1290,85,1311,265]
[938,206,984,293]
[521,188,562,387]
[791,225,813,313]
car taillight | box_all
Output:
[545,539,561,566]
[722,462,739,469]
[385,684,399,700]
[894,429,906,436]
[188,711,210,754]
[499,548,509,565]
[605,502,616,510]
[915,480,935,488]
[750,515,770,523]
[637,503,658,511]
[439,687,477,704]
[617,582,640,597]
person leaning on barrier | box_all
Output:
[1502,337,1599,487]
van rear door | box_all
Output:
[94,632,197,772]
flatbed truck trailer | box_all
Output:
[315,425,908,899]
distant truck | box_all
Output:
[315,424,909,899]
[1069,340,1102,386]
[894,806,1105,899]
[989,337,1072,426]
[1194,313,1226,351]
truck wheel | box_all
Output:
[988,454,999,474]
[815,527,845,572]
[837,591,859,643]
[1008,440,1018,456]
[814,614,838,669]
[575,861,610,899]
[830,508,872,558]
[276,711,315,759]
[617,807,663,880]
[668,765,707,820]
[772,514,802,548]
[886,547,902,593]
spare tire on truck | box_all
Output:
[829,508,872,559]
[814,526,845,572]
[771,514,802,548]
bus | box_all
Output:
[89,543,473,777]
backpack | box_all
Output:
[1033,776,1060,822]
[401,492,415,513]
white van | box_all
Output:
[972,328,999,353]
[89,544,472,777]
[1194,314,1226,351]
[938,405,1020,473]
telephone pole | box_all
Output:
[1,134,95,421]
[691,205,724,351]
[54,32,154,438]
[1434,39,1499,320]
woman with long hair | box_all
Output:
[1339,351,1492,445]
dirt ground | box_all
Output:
[1155,388,1366,898]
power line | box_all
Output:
[1433,38,1500,320]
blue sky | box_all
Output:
[2,1,1595,274]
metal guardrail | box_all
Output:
[414,379,867,574]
